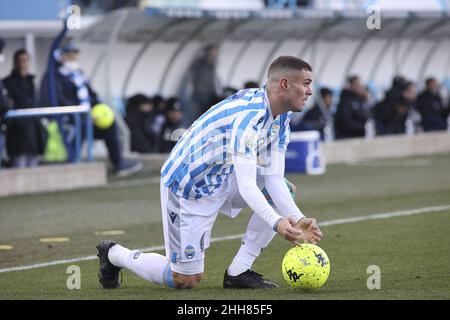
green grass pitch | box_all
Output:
[0,153,449,300]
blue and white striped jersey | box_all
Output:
[161,86,292,200]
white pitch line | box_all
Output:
[0,204,449,274]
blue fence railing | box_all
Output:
[4,105,93,163]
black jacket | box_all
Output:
[417,90,448,131]
[3,70,44,156]
[334,89,368,138]
[299,103,329,134]
[158,118,181,153]
[125,111,157,153]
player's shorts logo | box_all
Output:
[184,245,195,259]
[169,211,178,224]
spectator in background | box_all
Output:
[373,78,416,135]
[373,93,393,135]
[184,44,222,124]
[158,97,183,153]
[383,97,409,134]
[125,93,157,153]
[293,87,333,138]
[3,49,45,168]
[244,81,260,89]
[0,37,11,169]
[402,81,417,106]
[334,75,370,139]
[151,94,166,141]
[223,86,238,98]
[417,78,448,132]
[40,42,142,176]
[385,75,407,106]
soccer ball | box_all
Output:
[282,243,330,289]
[91,104,115,129]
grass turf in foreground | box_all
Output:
[1,210,449,300]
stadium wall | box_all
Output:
[324,131,450,164]
[0,162,107,198]
[136,131,450,172]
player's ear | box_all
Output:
[280,78,289,90]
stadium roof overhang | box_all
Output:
[78,7,450,43]
[73,7,450,107]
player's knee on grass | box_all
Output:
[172,272,203,289]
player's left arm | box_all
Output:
[263,114,323,244]
[263,150,323,244]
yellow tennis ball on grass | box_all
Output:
[91,104,115,129]
[282,243,330,289]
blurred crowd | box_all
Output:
[1,37,449,172]
[292,74,450,140]
[125,93,183,154]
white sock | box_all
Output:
[227,245,258,276]
[228,212,277,276]
[108,244,173,286]
[108,244,131,268]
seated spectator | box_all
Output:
[40,42,142,176]
[3,49,45,168]
[373,79,417,135]
[293,87,333,137]
[158,97,183,153]
[384,97,409,134]
[385,75,407,106]
[151,94,166,140]
[372,98,391,135]
[334,75,370,139]
[417,78,448,131]
[125,93,157,153]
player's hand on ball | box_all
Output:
[295,217,323,244]
[276,217,303,245]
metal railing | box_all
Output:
[4,105,93,162]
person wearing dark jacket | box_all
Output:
[334,75,370,139]
[158,97,183,153]
[125,93,157,153]
[184,44,222,125]
[417,78,448,132]
[373,80,417,135]
[40,43,142,176]
[294,87,333,137]
[3,49,43,168]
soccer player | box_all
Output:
[97,55,323,289]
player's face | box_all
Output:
[284,70,313,112]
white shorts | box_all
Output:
[160,173,265,275]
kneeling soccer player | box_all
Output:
[97,55,323,289]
